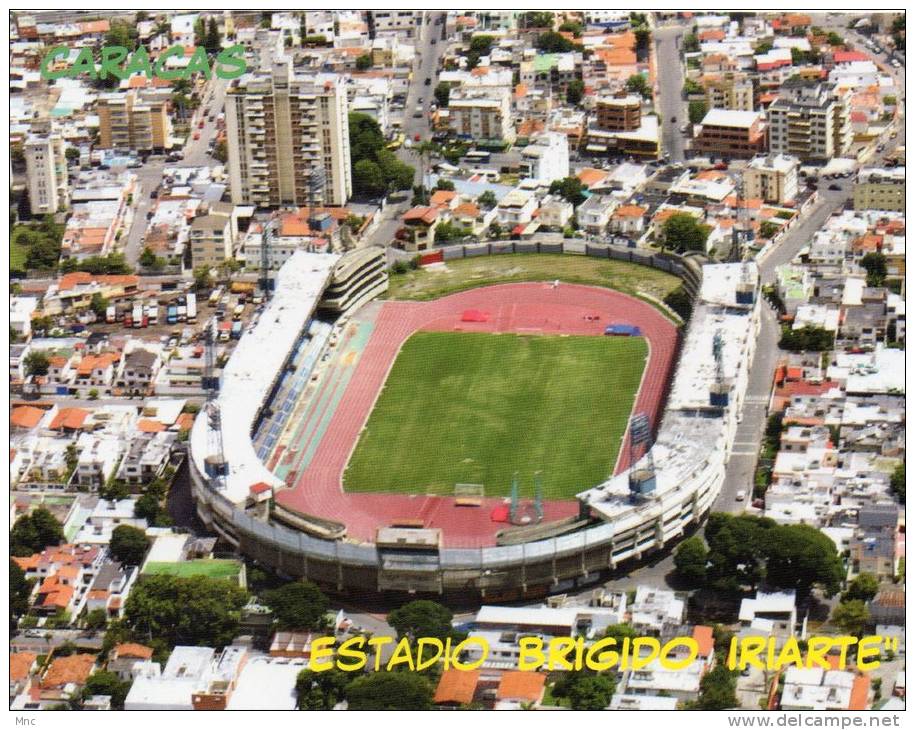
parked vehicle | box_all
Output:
[186,292,197,323]
[106,305,117,324]
[231,320,243,340]
[132,303,144,328]
[166,304,178,324]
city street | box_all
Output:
[654,24,687,162]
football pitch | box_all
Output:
[342,331,647,500]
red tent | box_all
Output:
[461,309,489,322]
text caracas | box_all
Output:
[40,45,247,82]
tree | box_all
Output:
[376,149,415,192]
[535,31,575,53]
[625,73,651,99]
[205,17,222,55]
[345,672,434,710]
[10,559,32,625]
[759,221,780,240]
[832,600,870,637]
[434,82,452,108]
[763,524,845,597]
[674,536,709,586]
[24,350,51,377]
[262,581,330,631]
[704,513,776,592]
[90,292,109,319]
[843,573,879,604]
[683,78,703,96]
[565,673,616,710]
[890,463,904,503]
[387,600,456,641]
[558,21,583,37]
[688,100,708,125]
[827,32,845,47]
[695,664,739,709]
[125,574,248,649]
[10,508,65,556]
[84,608,109,630]
[603,623,638,642]
[295,668,353,710]
[349,112,386,163]
[82,671,131,709]
[433,179,455,192]
[477,190,498,209]
[662,214,710,253]
[683,33,701,53]
[109,525,150,566]
[352,159,386,197]
[65,147,80,162]
[860,252,887,287]
[355,53,372,71]
[778,325,834,352]
[664,285,693,321]
[193,265,214,292]
[521,11,554,29]
[549,176,586,206]
[566,79,585,105]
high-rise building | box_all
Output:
[24,131,69,215]
[447,87,515,144]
[693,109,767,159]
[97,89,172,152]
[702,72,755,112]
[226,59,352,208]
[766,79,851,161]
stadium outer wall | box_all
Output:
[190,244,713,600]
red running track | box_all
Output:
[274,283,678,547]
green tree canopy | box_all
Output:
[124,574,248,649]
[842,573,879,604]
[262,581,330,631]
[355,54,372,71]
[695,664,739,709]
[295,668,353,710]
[565,673,616,710]
[477,190,498,209]
[860,252,887,287]
[625,73,651,98]
[831,600,870,637]
[778,325,835,352]
[890,463,904,503]
[10,507,65,556]
[763,523,844,597]
[662,213,711,253]
[90,292,109,319]
[387,600,456,641]
[674,536,709,586]
[82,671,131,709]
[352,159,385,197]
[566,79,585,105]
[109,525,150,566]
[536,31,576,53]
[24,350,51,377]
[10,559,33,624]
[434,81,452,108]
[549,176,587,206]
[345,672,434,710]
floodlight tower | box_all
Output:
[202,316,227,491]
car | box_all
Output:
[414,133,421,141]
[828,184,842,190]
[424,77,431,85]
[431,38,437,45]
[735,490,746,502]
[150,189,158,199]
[670,115,677,123]
[193,132,200,140]
[198,120,205,129]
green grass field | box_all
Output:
[343,331,647,500]
[142,559,242,581]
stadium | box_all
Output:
[190,242,760,599]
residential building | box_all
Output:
[693,109,767,159]
[367,10,417,39]
[97,89,172,152]
[594,94,642,131]
[115,348,160,395]
[24,131,70,215]
[702,72,755,112]
[743,154,800,204]
[537,194,574,229]
[766,79,851,161]
[853,167,904,212]
[448,87,515,144]
[189,202,236,268]
[519,131,569,184]
[780,668,870,711]
[738,590,799,639]
[576,195,619,236]
[226,58,352,208]
[109,644,155,682]
[400,206,439,251]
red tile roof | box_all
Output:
[48,408,90,431]
[41,654,95,688]
[11,406,45,429]
[10,653,38,682]
[434,669,479,704]
[496,671,546,702]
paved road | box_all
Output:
[123,76,230,267]
[714,179,854,512]
[654,25,687,162]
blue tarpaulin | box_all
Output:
[604,324,641,336]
